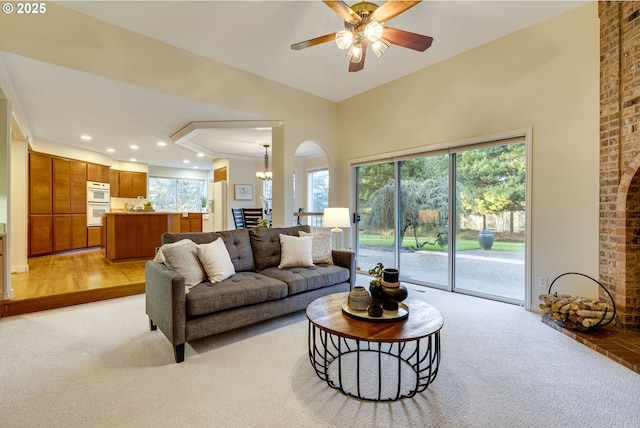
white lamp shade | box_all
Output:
[323,208,351,228]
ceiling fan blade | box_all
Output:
[383,27,433,52]
[371,1,422,23]
[290,33,337,50]
[349,40,367,72]
[323,0,360,23]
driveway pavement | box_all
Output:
[357,247,525,302]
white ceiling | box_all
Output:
[0,1,587,170]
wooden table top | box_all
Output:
[306,292,444,342]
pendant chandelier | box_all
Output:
[256,144,272,181]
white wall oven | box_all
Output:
[87,182,110,226]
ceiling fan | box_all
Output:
[291,1,433,72]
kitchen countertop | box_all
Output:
[104,211,204,215]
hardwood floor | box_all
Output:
[2,248,147,316]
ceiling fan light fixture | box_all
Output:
[347,41,363,63]
[372,38,390,57]
[335,30,354,50]
[364,19,383,43]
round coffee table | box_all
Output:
[306,291,444,401]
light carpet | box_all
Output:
[1,286,638,428]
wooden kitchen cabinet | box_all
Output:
[53,214,87,252]
[179,213,203,232]
[53,158,71,213]
[87,163,110,183]
[87,226,102,247]
[53,158,86,214]
[131,172,147,197]
[29,215,53,256]
[71,215,88,249]
[29,152,53,214]
[53,215,71,252]
[109,169,120,197]
[70,160,87,213]
[113,171,147,198]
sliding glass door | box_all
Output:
[452,143,526,302]
[355,162,396,273]
[397,154,449,287]
[354,138,526,304]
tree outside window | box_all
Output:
[148,177,206,211]
[308,169,329,212]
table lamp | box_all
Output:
[323,207,351,250]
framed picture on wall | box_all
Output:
[234,184,253,200]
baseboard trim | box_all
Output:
[11,265,29,273]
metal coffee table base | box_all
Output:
[308,323,441,402]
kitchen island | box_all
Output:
[103,212,202,262]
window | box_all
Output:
[148,177,206,211]
[308,169,329,212]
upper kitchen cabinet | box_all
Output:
[29,152,52,214]
[109,169,120,197]
[112,170,147,198]
[87,163,110,183]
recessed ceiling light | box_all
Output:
[130,158,137,162]
[157,141,166,147]
[197,153,204,157]
[130,144,139,150]
[106,148,115,153]
[80,135,92,141]
[183,160,190,164]
[193,166,199,169]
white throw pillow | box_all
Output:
[197,238,236,283]
[278,234,314,269]
[161,239,206,288]
[299,231,333,265]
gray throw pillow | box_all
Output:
[162,239,206,287]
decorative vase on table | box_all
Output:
[347,286,371,311]
[381,268,408,311]
[478,229,494,250]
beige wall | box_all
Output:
[336,3,599,308]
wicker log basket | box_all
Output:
[539,272,616,332]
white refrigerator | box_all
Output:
[210,180,227,231]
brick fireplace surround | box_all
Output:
[540,2,640,374]
[600,1,640,331]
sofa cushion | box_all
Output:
[260,265,350,295]
[278,234,314,269]
[185,272,288,316]
[162,239,206,288]
[197,238,236,283]
[299,231,333,265]
[216,229,254,272]
[249,226,311,271]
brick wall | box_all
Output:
[599,1,640,329]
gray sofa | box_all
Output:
[145,225,355,363]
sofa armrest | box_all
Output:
[332,250,356,290]
[145,261,187,347]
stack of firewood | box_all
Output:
[539,293,615,330]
